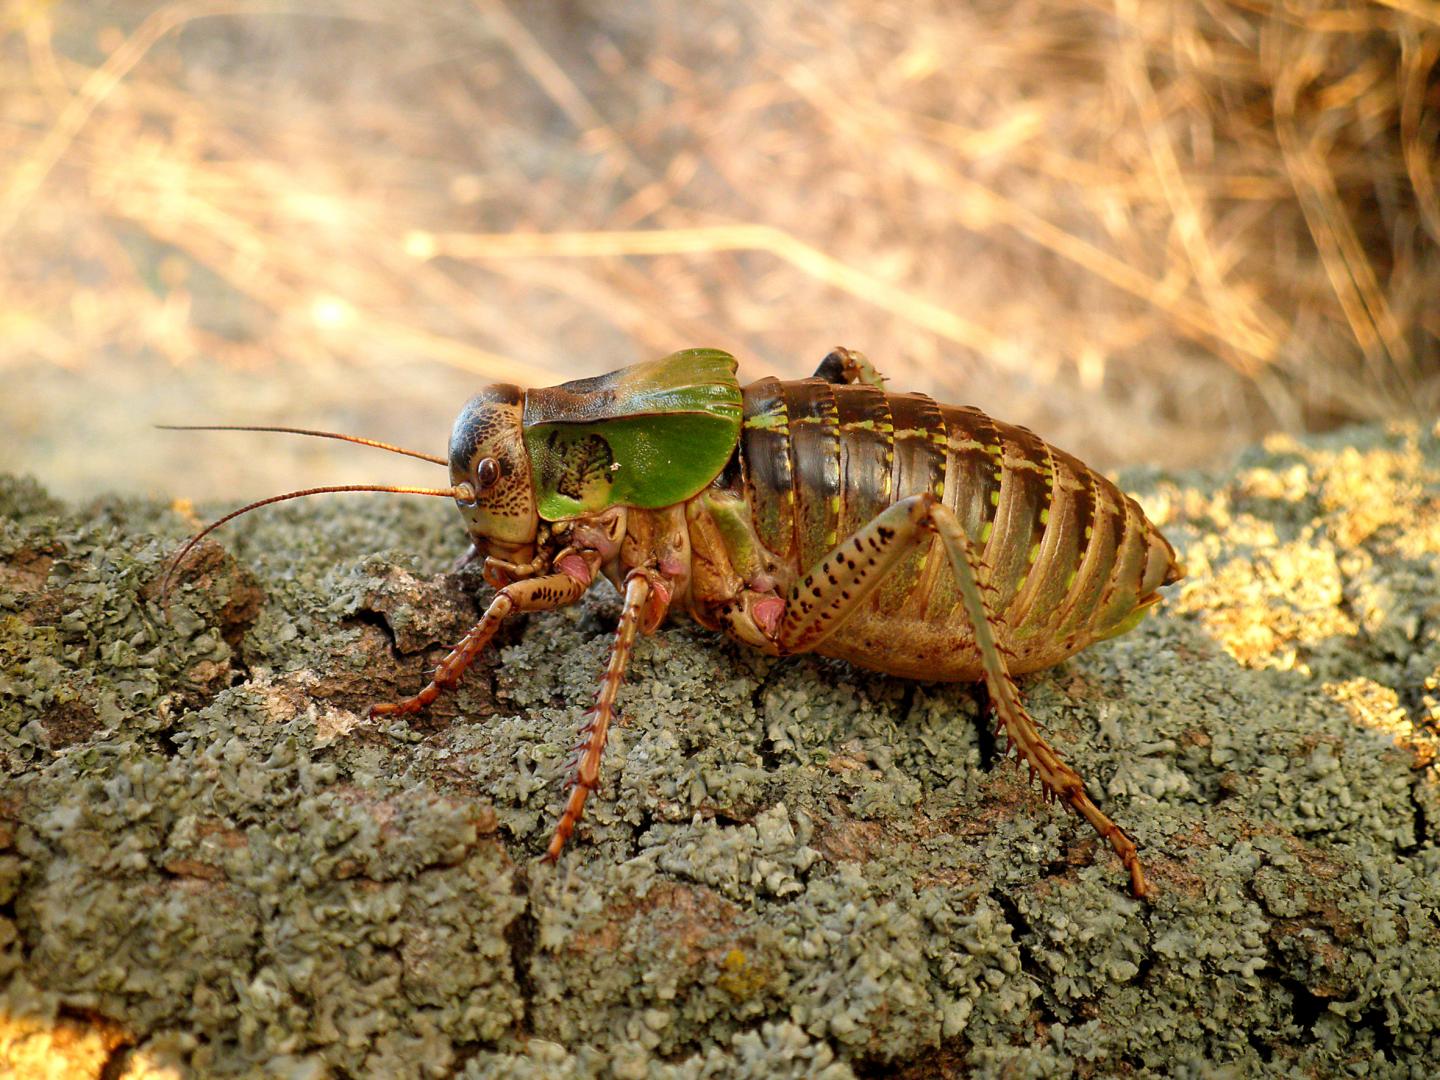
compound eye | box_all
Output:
[476,456,501,490]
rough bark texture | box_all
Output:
[2,423,1438,1078]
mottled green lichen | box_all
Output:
[2,421,1439,1077]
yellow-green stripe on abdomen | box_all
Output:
[784,380,842,575]
[874,391,947,615]
[740,377,796,568]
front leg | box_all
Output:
[544,568,671,861]
[370,554,598,718]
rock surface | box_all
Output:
[2,423,1438,1077]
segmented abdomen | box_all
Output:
[738,376,1180,680]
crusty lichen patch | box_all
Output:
[3,422,1440,1076]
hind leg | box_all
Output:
[926,501,1148,898]
[771,493,1148,898]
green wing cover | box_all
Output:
[522,348,742,519]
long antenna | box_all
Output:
[159,482,472,603]
[157,425,447,466]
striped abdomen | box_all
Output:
[729,376,1181,681]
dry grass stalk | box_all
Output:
[0,0,1435,496]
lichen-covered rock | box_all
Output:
[2,423,1438,1077]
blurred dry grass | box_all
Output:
[1,0,1436,499]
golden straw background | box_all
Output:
[2,0,1436,500]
